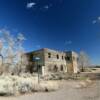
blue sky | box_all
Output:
[0,0,100,65]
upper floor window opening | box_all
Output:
[48,53,51,58]
[56,54,59,59]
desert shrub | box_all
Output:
[0,76,14,96]
[0,75,59,96]
[17,78,33,93]
[19,72,32,78]
[44,73,70,80]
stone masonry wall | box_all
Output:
[26,48,79,75]
[43,48,67,75]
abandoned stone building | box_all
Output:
[26,48,79,76]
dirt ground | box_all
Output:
[0,80,100,100]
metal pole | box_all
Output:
[37,60,40,84]
[34,57,40,84]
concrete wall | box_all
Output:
[66,51,79,74]
[43,48,67,75]
[72,52,79,73]
[26,48,79,75]
[26,49,44,74]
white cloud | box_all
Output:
[43,4,52,10]
[65,40,72,45]
[92,16,100,24]
[98,16,100,20]
[92,20,97,24]
[44,5,49,9]
[26,2,53,12]
[27,2,36,8]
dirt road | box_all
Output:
[0,80,100,100]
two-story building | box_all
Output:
[26,48,79,76]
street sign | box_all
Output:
[32,57,41,84]
[33,57,40,61]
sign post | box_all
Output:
[33,57,40,84]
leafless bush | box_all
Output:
[0,29,28,75]
[0,75,59,96]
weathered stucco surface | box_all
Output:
[27,48,79,75]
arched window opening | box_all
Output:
[60,65,63,71]
[57,54,59,59]
[54,65,58,72]
[65,56,71,61]
[62,56,63,60]
[48,53,51,58]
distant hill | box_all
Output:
[88,65,100,68]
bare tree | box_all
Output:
[15,33,28,74]
[0,29,28,75]
[0,40,3,74]
[78,51,90,72]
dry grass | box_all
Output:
[0,74,59,96]
[75,78,93,88]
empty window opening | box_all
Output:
[48,53,51,58]
[66,56,71,61]
[54,65,58,72]
[62,56,63,60]
[57,54,59,59]
[60,65,63,71]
